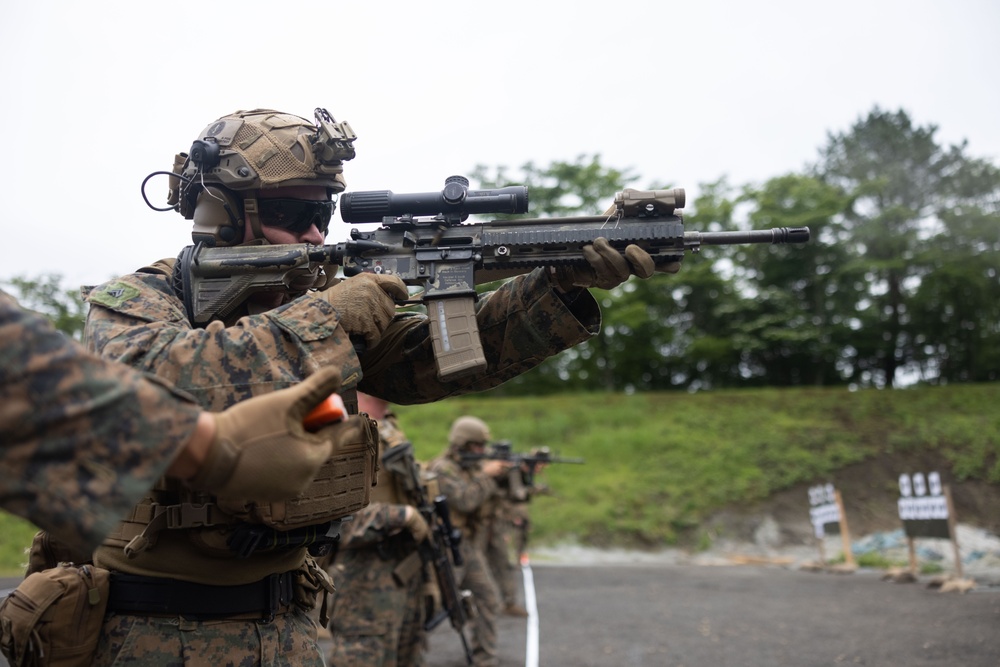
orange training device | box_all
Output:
[304,394,347,431]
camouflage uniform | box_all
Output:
[328,413,428,667]
[490,463,551,599]
[0,290,200,554]
[82,265,599,666]
[426,448,503,667]
[485,467,529,611]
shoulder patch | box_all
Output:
[88,281,141,309]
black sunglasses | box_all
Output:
[257,198,334,235]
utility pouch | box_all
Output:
[0,563,110,667]
[216,414,379,529]
[23,532,91,577]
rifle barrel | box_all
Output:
[692,227,810,245]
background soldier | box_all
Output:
[78,107,661,666]
[485,448,556,617]
[427,417,511,667]
[485,465,530,618]
[509,448,555,564]
[328,393,431,666]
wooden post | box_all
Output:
[907,536,918,574]
[944,485,964,579]
[835,489,855,566]
[817,534,827,565]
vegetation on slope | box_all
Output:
[1,384,996,575]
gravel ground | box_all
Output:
[1,524,997,667]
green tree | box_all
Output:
[740,174,853,386]
[464,111,1000,393]
[815,107,1000,387]
[471,154,637,217]
[2,274,87,339]
[907,164,1000,383]
[470,155,652,393]
[630,178,747,390]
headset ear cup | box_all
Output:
[189,139,221,170]
[192,187,243,246]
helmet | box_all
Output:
[167,108,356,246]
[448,416,491,449]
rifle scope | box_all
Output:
[340,175,529,223]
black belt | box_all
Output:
[107,571,295,620]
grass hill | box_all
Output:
[396,383,999,550]
[1,384,997,574]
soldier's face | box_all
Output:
[246,186,330,245]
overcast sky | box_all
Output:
[1,0,997,291]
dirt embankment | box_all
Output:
[703,450,1000,547]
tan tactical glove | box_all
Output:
[319,273,409,349]
[551,237,681,292]
[189,367,343,500]
[403,505,430,543]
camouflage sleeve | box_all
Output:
[84,269,362,411]
[0,291,202,553]
[428,458,498,515]
[339,502,409,548]
[86,264,597,410]
[357,267,600,404]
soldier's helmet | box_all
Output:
[167,108,356,247]
[448,416,491,449]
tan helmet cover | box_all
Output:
[171,108,356,246]
[448,416,492,448]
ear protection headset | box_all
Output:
[189,139,221,170]
[180,137,248,246]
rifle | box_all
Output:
[381,442,474,665]
[462,441,585,486]
[175,176,810,381]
